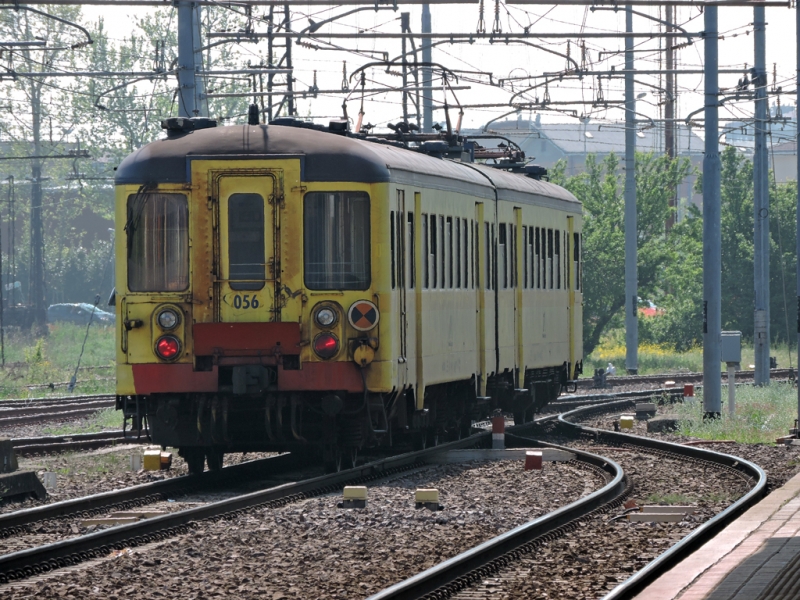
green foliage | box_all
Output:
[44,407,120,436]
[553,152,692,355]
[675,383,797,444]
[689,146,797,344]
[572,144,798,354]
[0,323,114,398]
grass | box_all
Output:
[672,383,797,445]
[0,322,115,400]
[43,407,121,436]
[586,342,797,375]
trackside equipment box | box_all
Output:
[721,331,742,364]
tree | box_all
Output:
[551,151,692,356]
[0,5,93,332]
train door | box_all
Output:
[215,173,280,323]
[396,189,408,387]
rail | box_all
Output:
[0,431,491,583]
[557,399,767,600]
[367,434,625,600]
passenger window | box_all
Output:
[469,219,480,290]
[304,191,370,290]
[228,193,265,291]
[485,223,491,290]
[439,215,445,289]
[535,227,541,289]
[499,224,507,289]
[422,213,429,289]
[390,210,396,290]
[528,226,535,289]
[455,218,461,288]
[548,229,554,289]
[522,227,528,289]
[462,218,468,289]
[446,216,453,289]
[574,232,581,291]
[555,230,561,290]
[511,224,517,288]
[397,211,405,289]
[408,213,415,289]
[430,214,438,289]
[127,192,189,292]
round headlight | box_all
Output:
[313,332,339,359]
[155,335,181,360]
[315,307,337,328]
[157,308,179,330]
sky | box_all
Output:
[81,2,800,136]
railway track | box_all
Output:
[0,433,504,584]
[368,393,766,600]
[11,431,147,457]
[0,452,301,541]
[0,395,115,428]
[0,388,769,595]
[576,367,795,389]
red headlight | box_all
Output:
[313,332,339,359]
[155,335,181,360]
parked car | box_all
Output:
[47,303,116,325]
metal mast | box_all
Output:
[796,0,800,437]
[624,4,638,374]
[753,5,770,385]
[703,5,722,417]
[665,3,677,228]
[421,4,433,131]
[177,2,201,117]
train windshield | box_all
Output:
[126,193,189,292]
[304,192,370,290]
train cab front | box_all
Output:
[115,162,389,475]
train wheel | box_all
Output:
[206,448,224,472]
[411,431,427,451]
[182,448,205,476]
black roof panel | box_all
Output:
[115,124,392,185]
[113,124,580,210]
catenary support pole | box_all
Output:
[624,4,638,374]
[703,5,722,417]
[796,1,800,433]
[191,2,207,117]
[753,5,770,385]
[421,4,433,131]
[401,12,409,124]
[665,3,676,228]
[284,3,295,116]
[177,1,198,118]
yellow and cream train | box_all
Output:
[114,116,583,473]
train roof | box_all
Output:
[115,124,580,212]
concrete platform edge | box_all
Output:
[634,469,800,599]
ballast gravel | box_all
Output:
[0,449,277,516]
[582,406,800,492]
[453,437,754,599]
[2,459,605,599]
